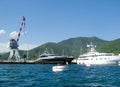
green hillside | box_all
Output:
[97,38,120,54]
[28,36,107,59]
[2,36,120,60]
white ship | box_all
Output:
[77,42,120,66]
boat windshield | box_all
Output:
[39,54,57,57]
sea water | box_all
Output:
[0,64,120,87]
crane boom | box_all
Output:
[16,16,26,42]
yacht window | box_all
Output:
[50,54,56,56]
[82,59,88,60]
[40,55,48,57]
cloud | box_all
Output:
[10,31,26,39]
[19,43,38,50]
[0,43,9,53]
[0,29,6,35]
[10,31,18,39]
[0,43,38,53]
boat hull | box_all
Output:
[35,57,74,64]
[77,56,120,66]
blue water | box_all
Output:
[0,64,120,87]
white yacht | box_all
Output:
[77,42,120,66]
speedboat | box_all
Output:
[77,42,120,66]
[52,65,68,72]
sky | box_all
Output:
[0,0,120,52]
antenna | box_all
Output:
[80,46,82,55]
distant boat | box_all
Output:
[52,65,68,72]
[77,42,120,66]
[35,49,74,64]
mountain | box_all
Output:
[28,36,107,59]
[2,36,120,60]
[97,38,120,54]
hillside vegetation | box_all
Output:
[28,36,107,59]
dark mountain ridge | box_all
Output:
[28,36,107,59]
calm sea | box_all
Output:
[0,64,120,87]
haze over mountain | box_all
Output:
[1,36,120,60]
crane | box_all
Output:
[8,16,26,62]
